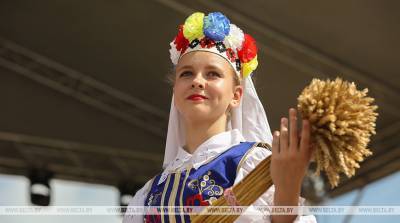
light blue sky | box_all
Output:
[0,174,121,223]
[0,171,399,222]
[317,171,400,222]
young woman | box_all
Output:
[123,12,317,223]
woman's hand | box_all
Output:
[269,108,313,223]
[270,108,313,202]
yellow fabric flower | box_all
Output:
[183,12,205,41]
[242,56,258,78]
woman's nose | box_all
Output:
[191,74,205,89]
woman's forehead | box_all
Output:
[177,51,231,69]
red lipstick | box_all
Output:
[187,94,208,101]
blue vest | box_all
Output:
[143,142,257,223]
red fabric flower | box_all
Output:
[237,34,258,63]
[185,194,209,206]
[174,25,189,54]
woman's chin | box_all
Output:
[182,107,211,120]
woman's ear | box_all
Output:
[230,85,243,108]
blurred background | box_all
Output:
[0,0,399,222]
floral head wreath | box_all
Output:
[169,12,258,79]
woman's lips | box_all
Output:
[187,94,208,101]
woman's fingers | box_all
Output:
[280,117,289,153]
[289,108,298,151]
[277,108,310,157]
[299,119,311,156]
[272,131,280,155]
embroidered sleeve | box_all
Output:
[233,146,318,223]
[122,178,153,223]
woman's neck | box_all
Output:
[183,115,228,154]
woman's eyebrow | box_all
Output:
[176,65,192,72]
[205,64,224,72]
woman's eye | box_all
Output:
[208,72,221,78]
[179,71,192,77]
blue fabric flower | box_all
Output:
[203,12,230,41]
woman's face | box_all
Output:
[173,51,243,124]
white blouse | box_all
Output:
[123,130,317,223]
